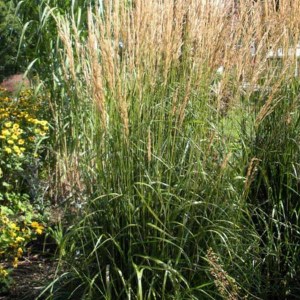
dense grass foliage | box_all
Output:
[247,84,300,297]
[5,0,300,299]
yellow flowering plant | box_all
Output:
[0,201,44,257]
[0,89,49,158]
[0,88,49,286]
[0,88,50,196]
[0,193,45,286]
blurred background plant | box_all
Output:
[0,0,24,82]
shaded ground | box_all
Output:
[0,205,73,300]
[0,256,57,300]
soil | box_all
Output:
[0,256,58,300]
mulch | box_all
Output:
[0,256,58,300]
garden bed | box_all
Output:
[0,255,57,300]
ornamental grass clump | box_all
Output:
[18,0,300,298]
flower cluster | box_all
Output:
[0,209,44,273]
[31,221,45,235]
[0,89,49,158]
[0,265,8,277]
[1,122,25,155]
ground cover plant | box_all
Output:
[1,0,300,299]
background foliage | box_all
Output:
[0,0,23,81]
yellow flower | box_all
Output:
[4,147,12,154]
[18,139,25,145]
[16,236,25,243]
[4,121,12,128]
[40,120,48,126]
[36,227,44,235]
[34,128,41,134]
[1,129,10,136]
[12,134,18,140]
[13,145,21,153]
[1,216,9,224]
[0,267,8,277]
[7,139,14,145]
[17,248,23,257]
[0,135,5,139]
[31,221,40,228]
[10,223,20,231]
[12,124,19,130]
[31,221,44,234]
[13,257,18,268]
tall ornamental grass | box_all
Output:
[17,0,300,298]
